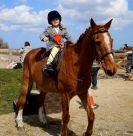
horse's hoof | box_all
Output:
[82,132,92,136]
[41,120,47,125]
[17,127,25,132]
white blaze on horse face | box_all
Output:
[102,33,114,60]
[16,109,23,127]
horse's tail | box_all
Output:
[17,50,34,111]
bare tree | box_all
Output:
[0,38,9,49]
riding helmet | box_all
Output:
[48,10,62,24]
[24,41,30,46]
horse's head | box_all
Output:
[90,18,117,76]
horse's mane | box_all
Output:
[76,27,92,44]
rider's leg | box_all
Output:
[45,46,60,70]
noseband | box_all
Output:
[93,30,113,61]
[99,51,113,61]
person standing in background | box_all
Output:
[127,48,133,73]
[91,59,101,90]
[19,41,32,67]
[6,41,31,69]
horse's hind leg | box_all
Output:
[38,92,47,125]
[78,92,95,136]
[16,73,33,128]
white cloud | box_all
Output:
[0,23,19,31]
[0,0,133,32]
[57,0,133,29]
[0,5,49,32]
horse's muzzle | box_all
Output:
[106,70,115,76]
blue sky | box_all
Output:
[0,0,133,49]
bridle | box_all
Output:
[93,30,113,61]
[99,51,113,61]
[62,28,113,82]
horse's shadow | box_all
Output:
[23,115,78,136]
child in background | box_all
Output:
[6,41,31,69]
[91,59,100,90]
[19,41,31,67]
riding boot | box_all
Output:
[43,64,55,75]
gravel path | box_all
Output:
[0,77,133,136]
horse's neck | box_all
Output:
[74,32,95,67]
[62,32,95,78]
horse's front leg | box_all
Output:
[60,93,70,136]
[78,91,95,136]
[38,92,47,125]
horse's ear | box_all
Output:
[90,18,97,29]
[104,19,113,30]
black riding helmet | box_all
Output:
[48,10,61,24]
[24,41,30,46]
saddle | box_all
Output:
[35,48,62,77]
[43,49,62,76]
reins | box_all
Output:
[59,46,85,82]
[55,28,113,81]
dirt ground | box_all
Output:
[0,54,133,136]
[0,72,133,136]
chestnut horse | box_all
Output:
[16,19,117,136]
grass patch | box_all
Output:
[0,69,22,115]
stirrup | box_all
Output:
[44,64,53,70]
[43,64,55,76]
